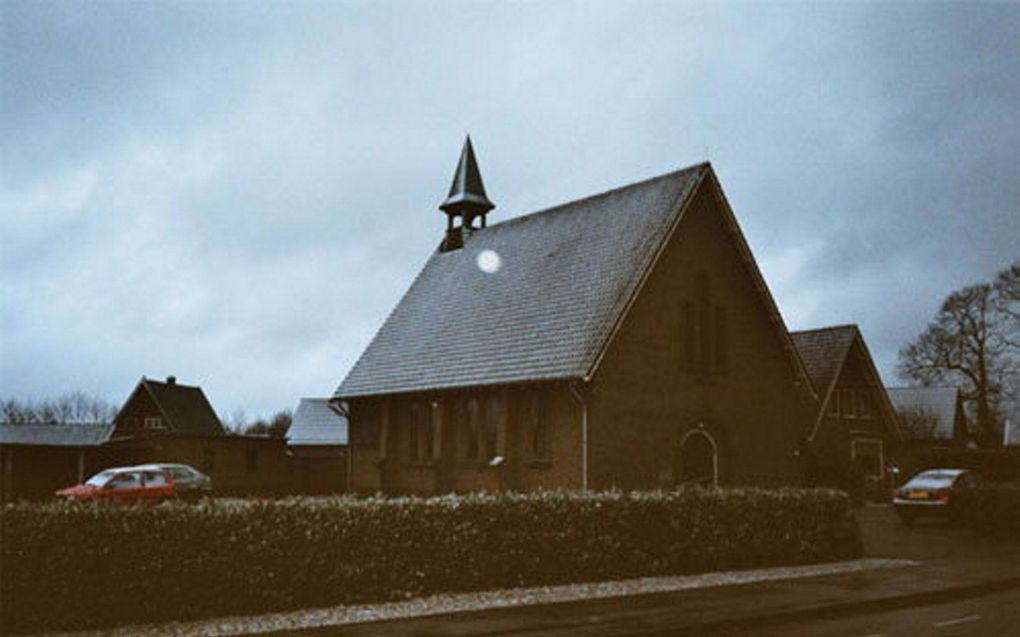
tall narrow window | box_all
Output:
[466,397,481,461]
[858,392,872,419]
[411,402,434,462]
[714,306,727,370]
[842,389,856,418]
[529,391,550,461]
[423,403,435,461]
[680,301,695,368]
[484,394,500,461]
[409,403,421,462]
[696,272,712,371]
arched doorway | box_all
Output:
[676,428,718,486]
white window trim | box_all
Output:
[678,427,719,487]
[143,416,164,430]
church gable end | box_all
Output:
[585,173,813,490]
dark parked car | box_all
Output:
[892,468,983,525]
[57,467,174,504]
[134,463,213,500]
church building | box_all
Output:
[334,139,817,494]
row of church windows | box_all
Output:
[679,272,727,374]
[404,393,550,464]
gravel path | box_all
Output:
[38,558,915,637]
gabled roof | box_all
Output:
[114,377,225,437]
[790,325,857,396]
[790,324,899,441]
[288,398,348,446]
[0,423,114,446]
[887,386,963,440]
[337,162,813,399]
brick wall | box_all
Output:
[586,178,812,490]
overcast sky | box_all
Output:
[2,1,1018,421]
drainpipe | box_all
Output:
[568,381,589,492]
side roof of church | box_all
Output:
[336,161,812,399]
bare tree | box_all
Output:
[994,261,1020,353]
[896,406,940,441]
[899,271,1019,446]
[0,393,117,424]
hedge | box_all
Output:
[962,483,1020,539]
[0,487,859,634]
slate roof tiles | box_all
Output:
[336,163,708,398]
[288,398,348,446]
[789,325,858,397]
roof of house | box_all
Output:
[337,162,814,400]
[0,423,115,446]
[886,386,962,440]
[789,325,858,396]
[790,324,900,441]
[114,377,225,437]
[288,398,348,446]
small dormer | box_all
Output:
[439,135,495,252]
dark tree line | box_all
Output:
[898,261,1019,446]
[1,392,118,425]
[221,408,293,438]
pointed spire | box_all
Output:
[440,135,494,223]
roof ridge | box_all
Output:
[790,324,859,336]
[481,162,709,232]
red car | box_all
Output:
[56,466,175,504]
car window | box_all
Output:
[109,472,142,489]
[916,470,959,481]
[143,471,167,487]
[171,468,193,481]
[86,470,117,487]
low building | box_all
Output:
[0,423,113,501]
[287,398,349,493]
[105,376,291,495]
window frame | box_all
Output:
[858,391,872,419]
[527,391,550,463]
[841,389,856,418]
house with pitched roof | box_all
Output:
[334,139,817,494]
[790,325,900,489]
[105,376,290,495]
[288,398,349,493]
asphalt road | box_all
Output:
[703,588,1020,637]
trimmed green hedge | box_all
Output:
[0,488,859,634]
[963,483,1020,539]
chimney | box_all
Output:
[439,135,494,252]
[166,376,177,386]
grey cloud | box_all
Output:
[2,2,1017,416]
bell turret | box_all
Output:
[439,136,494,251]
